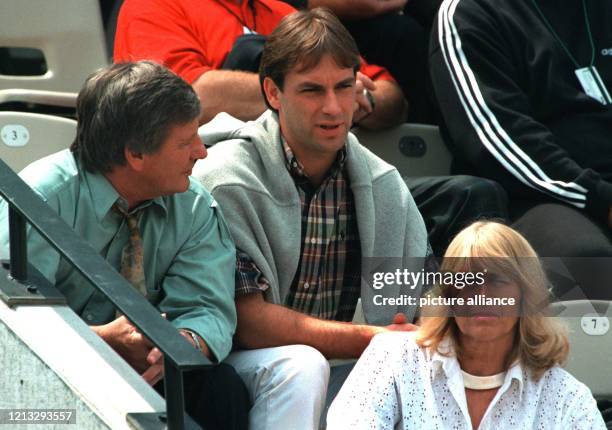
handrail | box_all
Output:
[0,158,208,430]
[0,89,78,107]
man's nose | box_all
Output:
[322,91,342,116]
[193,139,207,160]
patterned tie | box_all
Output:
[113,203,147,298]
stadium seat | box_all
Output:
[353,124,452,177]
[0,111,76,172]
[0,0,108,97]
[0,89,77,109]
[550,300,612,399]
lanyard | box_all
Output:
[531,0,595,69]
[532,0,610,105]
[216,0,258,33]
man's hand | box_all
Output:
[91,315,154,374]
[139,329,207,386]
[353,72,376,124]
[141,347,164,386]
[353,75,408,130]
[369,313,419,337]
[385,312,419,331]
[92,314,213,385]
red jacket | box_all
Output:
[114,0,394,84]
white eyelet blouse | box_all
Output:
[327,332,605,430]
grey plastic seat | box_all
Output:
[353,124,452,177]
[550,300,612,399]
[0,111,76,172]
[0,0,108,101]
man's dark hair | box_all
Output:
[259,8,360,109]
[70,61,200,173]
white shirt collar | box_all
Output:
[430,337,525,401]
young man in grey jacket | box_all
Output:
[194,9,429,429]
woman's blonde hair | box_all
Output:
[416,221,568,380]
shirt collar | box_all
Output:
[504,360,524,401]
[81,167,167,222]
[430,337,458,379]
[430,337,525,399]
[113,195,160,216]
[83,168,120,223]
[280,136,347,184]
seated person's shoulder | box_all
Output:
[19,149,80,200]
[169,177,228,220]
[369,331,425,363]
[535,366,603,424]
[539,366,595,398]
[438,0,510,32]
[194,115,279,189]
[164,178,233,239]
[194,138,264,190]
[183,176,216,204]
[360,332,438,388]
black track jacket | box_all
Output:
[430,0,612,222]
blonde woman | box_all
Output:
[327,222,605,429]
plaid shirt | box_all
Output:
[235,138,361,321]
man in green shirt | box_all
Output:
[0,61,248,429]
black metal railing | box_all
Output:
[0,158,211,430]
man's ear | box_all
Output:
[124,146,145,172]
[263,77,282,110]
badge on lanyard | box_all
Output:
[533,0,610,106]
[575,66,612,105]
